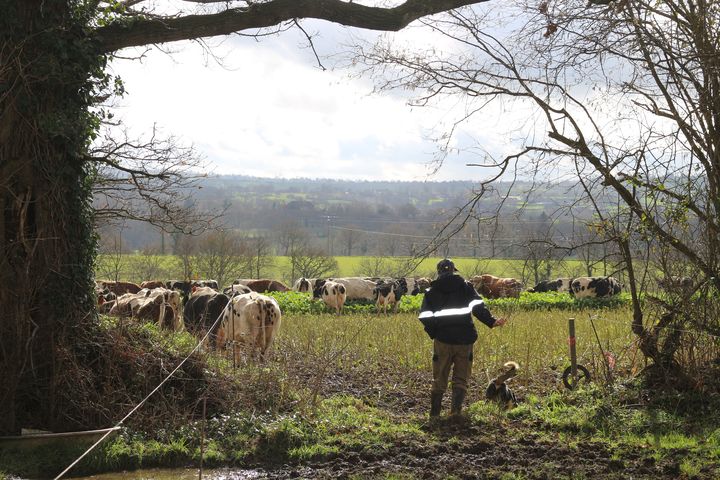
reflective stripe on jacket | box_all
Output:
[418,274,496,345]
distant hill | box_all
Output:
[98,175,602,256]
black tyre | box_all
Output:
[562,365,591,390]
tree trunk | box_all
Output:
[0,1,98,435]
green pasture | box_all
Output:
[95,254,593,285]
[6,305,720,479]
[272,306,638,394]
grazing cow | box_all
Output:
[408,277,431,295]
[97,296,116,314]
[243,279,290,293]
[140,280,165,289]
[96,280,142,296]
[183,288,231,348]
[108,287,183,331]
[373,278,409,315]
[193,279,219,290]
[570,276,622,298]
[95,283,117,305]
[166,279,191,295]
[470,275,523,299]
[328,277,377,301]
[293,277,317,293]
[218,292,282,362]
[313,280,347,315]
[223,283,253,297]
[166,280,220,304]
[528,278,573,293]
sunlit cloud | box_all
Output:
[108,17,522,182]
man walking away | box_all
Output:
[418,259,507,418]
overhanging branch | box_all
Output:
[95,0,490,53]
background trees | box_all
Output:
[355,0,720,379]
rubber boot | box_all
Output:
[430,392,443,417]
[450,387,466,415]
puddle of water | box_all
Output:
[68,468,265,480]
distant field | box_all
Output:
[95,254,596,285]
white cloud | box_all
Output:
[107,19,518,182]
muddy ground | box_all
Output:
[221,367,701,479]
[227,420,685,479]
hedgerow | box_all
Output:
[266,291,631,315]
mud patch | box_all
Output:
[223,419,679,479]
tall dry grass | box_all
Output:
[267,307,638,401]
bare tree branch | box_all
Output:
[90,126,224,234]
[95,0,492,53]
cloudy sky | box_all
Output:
[108,13,523,182]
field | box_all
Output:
[5,299,719,479]
[274,306,639,400]
[95,254,594,285]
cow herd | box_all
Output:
[527,276,624,298]
[96,279,284,361]
[469,274,625,300]
[94,272,628,361]
[293,276,431,315]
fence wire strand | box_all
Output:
[54,300,233,480]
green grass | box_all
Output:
[95,254,598,286]
[7,303,719,478]
[275,308,636,389]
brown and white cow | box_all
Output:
[140,280,165,289]
[95,282,117,307]
[570,276,622,298]
[218,292,282,362]
[470,275,523,299]
[108,287,183,331]
[373,278,409,315]
[313,280,347,315]
[96,280,142,296]
[243,279,290,293]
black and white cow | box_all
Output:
[223,283,253,297]
[408,277,431,295]
[167,279,220,305]
[183,287,230,348]
[570,277,622,298]
[218,291,282,361]
[528,278,574,293]
[294,277,319,293]
[373,278,409,315]
[313,280,347,315]
[328,277,377,301]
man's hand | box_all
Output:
[493,317,508,327]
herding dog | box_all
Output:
[485,361,519,409]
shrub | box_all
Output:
[267,291,631,315]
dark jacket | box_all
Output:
[418,273,497,345]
